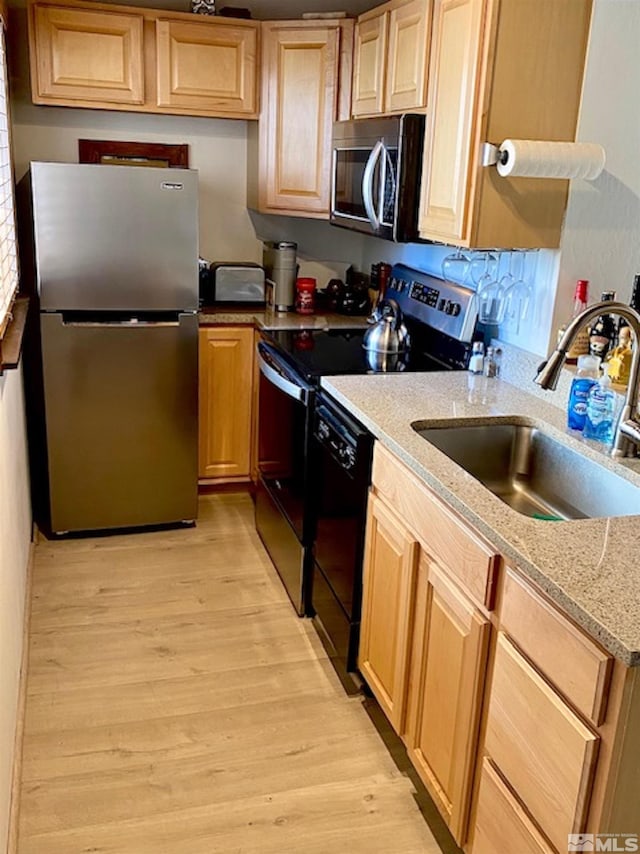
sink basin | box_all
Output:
[412,419,640,520]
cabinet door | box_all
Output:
[418,0,484,242]
[30,4,144,106]
[260,24,338,214]
[156,18,257,116]
[472,759,554,854]
[351,12,387,116]
[405,556,490,844]
[359,493,418,732]
[198,327,254,480]
[485,633,599,854]
[385,0,431,113]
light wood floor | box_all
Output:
[16,493,443,853]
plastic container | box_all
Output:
[295,277,316,315]
[567,354,600,431]
[583,363,617,445]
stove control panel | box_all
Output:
[386,264,478,343]
[409,281,440,308]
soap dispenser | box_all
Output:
[567,354,601,432]
[583,363,617,445]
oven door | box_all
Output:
[255,340,315,615]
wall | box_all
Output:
[551,0,640,343]
[0,366,32,852]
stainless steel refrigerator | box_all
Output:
[20,162,199,535]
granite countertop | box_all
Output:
[321,371,640,666]
[199,306,369,331]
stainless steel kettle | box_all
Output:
[363,299,410,354]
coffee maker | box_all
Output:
[263,241,297,311]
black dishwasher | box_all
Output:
[309,392,374,688]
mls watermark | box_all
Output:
[568,834,639,852]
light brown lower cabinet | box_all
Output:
[484,632,600,854]
[360,442,640,851]
[472,759,554,854]
[198,326,254,481]
[359,492,418,732]
[359,443,497,845]
[404,555,490,844]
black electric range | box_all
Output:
[254,264,480,689]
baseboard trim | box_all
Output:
[6,538,35,854]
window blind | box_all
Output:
[0,27,17,339]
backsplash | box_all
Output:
[493,338,627,415]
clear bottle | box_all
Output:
[583,363,617,445]
[588,291,617,360]
[468,341,485,374]
[567,354,601,432]
[483,346,497,377]
[557,279,589,364]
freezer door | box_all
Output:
[31,162,199,311]
[40,312,198,533]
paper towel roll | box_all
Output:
[496,139,606,180]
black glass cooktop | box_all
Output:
[262,325,468,384]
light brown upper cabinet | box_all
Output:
[351,10,387,116]
[29,3,145,106]
[155,18,257,116]
[28,0,259,119]
[248,19,353,218]
[418,0,593,248]
[352,0,431,117]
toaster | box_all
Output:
[200,262,266,306]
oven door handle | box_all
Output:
[257,342,312,404]
[362,140,384,231]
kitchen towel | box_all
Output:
[496,139,606,180]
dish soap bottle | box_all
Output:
[583,363,617,445]
[567,354,601,431]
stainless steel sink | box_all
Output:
[412,419,640,520]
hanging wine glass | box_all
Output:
[503,251,533,334]
[475,252,507,325]
[441,247,470,285]
[469,250,498,289]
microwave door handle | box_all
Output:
[362,140,384,230]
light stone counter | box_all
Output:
[199,307,368,331]
[321,371,640,666]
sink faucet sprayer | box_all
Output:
[535,302,640,458]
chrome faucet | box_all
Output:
[535,301,640,457]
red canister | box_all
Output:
[295,277,316,314]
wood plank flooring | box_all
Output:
[16,493,442,853]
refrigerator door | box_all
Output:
[31,162,199,311]
[40,311,198,533]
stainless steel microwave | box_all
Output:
[330,114,426,243]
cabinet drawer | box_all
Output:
[501,569,613,725]
[485,633,599,854]
[472,759,554,854]
[371,443,499,608]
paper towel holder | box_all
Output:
[480,139,606,180]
